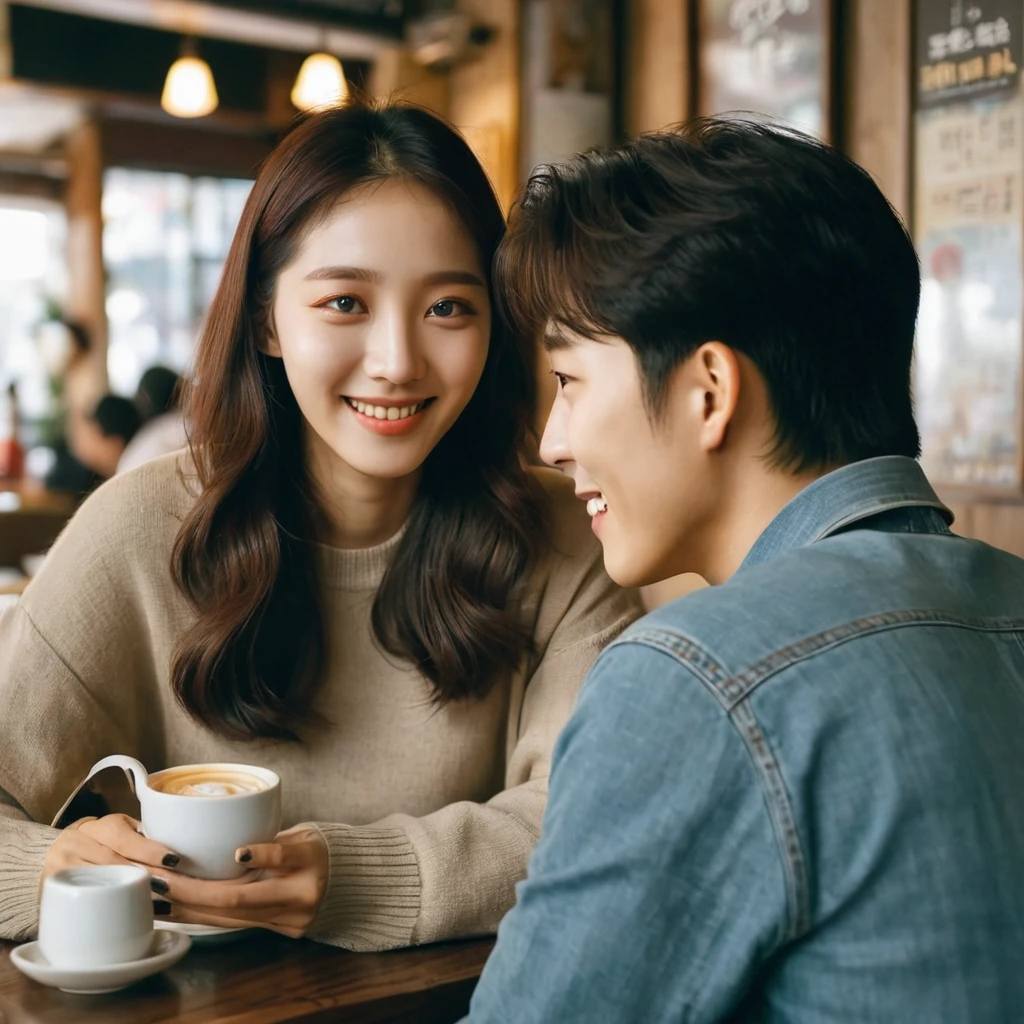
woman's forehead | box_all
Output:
[289,179,484,279]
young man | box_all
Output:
[464,120,1024,1022]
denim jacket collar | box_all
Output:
[740,456,953,573]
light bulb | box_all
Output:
[291,52,349,111]
[161,56,218,118]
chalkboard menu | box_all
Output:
[916,0,1021,108]
[695,0,833,139]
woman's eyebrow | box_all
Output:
[302,267,485,288]
[421,270,486,288]
[304,265,379,282]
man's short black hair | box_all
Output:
[497,117,922,471]
[91,395,141,444]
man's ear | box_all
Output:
[693,341,741,453]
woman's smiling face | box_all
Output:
[267,177,491,483]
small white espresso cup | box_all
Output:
[39,865,154,968]
[78,756,282,880]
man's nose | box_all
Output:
[539,392,573,471]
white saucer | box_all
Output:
[10,928,192,994]
[155,920,253,945]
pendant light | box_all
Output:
[291,31,349,111]
[161,38,218,119]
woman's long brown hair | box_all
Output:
[171,102,545,741]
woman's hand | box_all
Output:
[148,826,329,939]
[41,814,181,889]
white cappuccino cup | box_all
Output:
[77,755,282,880]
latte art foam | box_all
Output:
[150,767,268,798]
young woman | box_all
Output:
[0,103,639,950]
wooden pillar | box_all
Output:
[842,0,912,220]
[64,119,108,395]
[449,0,520,214]
[626,0,690,136]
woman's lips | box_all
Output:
[343,396,435,436]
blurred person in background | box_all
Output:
[37,318,98,451]
[117,365,187,474]
[38,319,105,497]
[0,383,25,481]
[73,394,141,480]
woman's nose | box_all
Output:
[363,312,427,384]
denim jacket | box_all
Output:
[465,457,1024,1023]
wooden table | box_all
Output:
[0,932,492,1023]
[0,482,77,516]
[0,483,75,571]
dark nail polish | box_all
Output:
[153,900,171,916]
[237,850,252,863]
[162,854,180,868]
[150,877,169,895]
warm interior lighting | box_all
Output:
[291,52,349,110]
[161,49,218,118]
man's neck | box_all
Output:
[700,463,834,585]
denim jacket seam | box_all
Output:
[607,630,733,712]
[608,630,810,940]
[628,613,1024,712]
[724,611,1024,706]
[729,698,811,941]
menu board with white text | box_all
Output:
[696,0,832,139]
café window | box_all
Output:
[0,200,68,423]
[102,169,252,395]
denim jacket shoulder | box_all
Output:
[609,527,1024,942]
[617,526,1024,714]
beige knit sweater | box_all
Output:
[0,454,640,948]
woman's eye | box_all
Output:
[427,299,471,319]
[552,371,570,388]
[324,295,365,314]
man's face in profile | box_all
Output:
[539,325,716,588]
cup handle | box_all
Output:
[49,755,150,829]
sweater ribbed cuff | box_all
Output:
[304,823,421,952]
[0,820,58,942]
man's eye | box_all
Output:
[324,296,365,314]
[427,299,471,318]
[552,371,569,388]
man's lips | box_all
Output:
[576,490,609,518]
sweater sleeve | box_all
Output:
[0,475,170,941]
[0,783,57,942]
[305,523,642,951]
[0,603,109,941]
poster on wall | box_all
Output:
[695,0,833,139]
[916,0,1021,109]
[520,0,614,178]
[914,1,1024,492]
